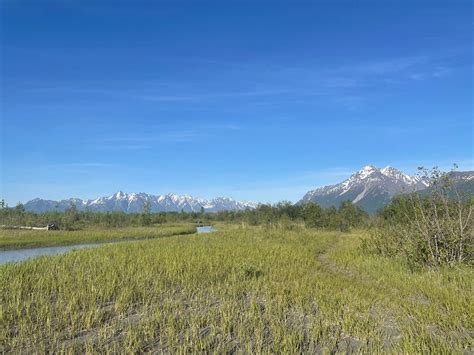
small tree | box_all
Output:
[64,202,79,230]
[15,202,25,213]
[141,200,152,226]
[338,200,367,230]
[301,202,323,228]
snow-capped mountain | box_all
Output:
[24,192,257,213]
[21,167,474,214]
[300,165,432,213]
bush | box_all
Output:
[366,167,473,267]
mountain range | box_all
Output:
[23,166,474,214]
[299,165,474,213]
[24,192,257,213]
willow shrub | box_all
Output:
[365,168,473,267]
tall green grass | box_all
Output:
[1,225,472,353]
[0,224,196,249]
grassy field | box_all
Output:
[0,224,197,250]
[1,225,472,353]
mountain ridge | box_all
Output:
[22,166,474,214]
[24,192,257,213]
[299,165,473,214]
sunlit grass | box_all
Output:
[0,224,196,249]
[1,225,472,353]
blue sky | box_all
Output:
[1,0,473,205]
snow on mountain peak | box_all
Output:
[169,194,180,202]
[380,166,394,174]
[114,191,127,199]
[380,166,404,177]
[299,164,457,214]
[304,164,433,201]
[380,166,420,185]
[24,191,257,213]
[356,165,378,179]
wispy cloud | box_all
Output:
[332,95,365,110]
[43,162,120,175]
[50,162,117,168]
[157,131,202,143]
[16,50,462,114]
[346,55,430,75]
[99,143,154,151]
[208,123,242,131]
[24,87,122,95]
[93,129,210,150]
[136,89,289,103]
[323,54,458,108]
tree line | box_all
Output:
[0,199,369,232]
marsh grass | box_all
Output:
[0,224,196,250]
[1,225,472,353]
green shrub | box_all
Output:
[366,168,473,267]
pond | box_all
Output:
[0,243,104,264]
[196,226,217,234]
[0,226,218,264]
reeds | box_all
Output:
[1,225,472,352]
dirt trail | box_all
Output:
[315,238,404,350]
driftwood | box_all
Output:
[0,224,58,231]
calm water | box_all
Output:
[0,226,217,264]
[0,243,103,264]
[196,226,217,234]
